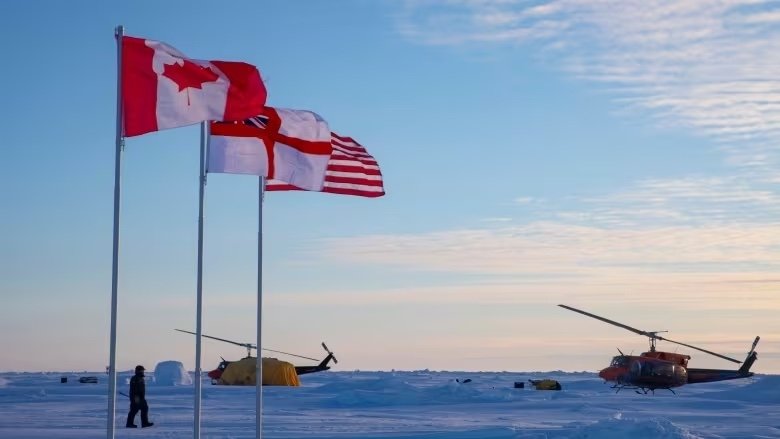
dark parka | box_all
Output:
[128,373,145,404]
[126,366,152,428]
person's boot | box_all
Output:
[126,424,137,428]
[141,411,153,427]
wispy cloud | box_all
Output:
[514,196,534,204]
[574,175,780,227]
[307,174,780,290]
[397,1,780,163]
[318,222,780,276]
[271,279,780,311]
[481,217,513,222]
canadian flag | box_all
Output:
[121,36,267,137]
[208,107,333,191]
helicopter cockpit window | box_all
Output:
[610,356,629,367]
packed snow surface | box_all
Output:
[0,370,777,438]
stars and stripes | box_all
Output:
[266,132,384,198]
[245,115,268,129]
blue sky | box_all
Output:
[1,1,778,374]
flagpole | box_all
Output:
[256,176,265,439]
[194,122,207,439]
[107,24,124,439]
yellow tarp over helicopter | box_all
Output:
[175,329,337,387]
[218,357,300,386]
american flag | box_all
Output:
[266,132,385,198]
[245,115,269,129]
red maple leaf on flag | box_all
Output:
[162,59,220,105]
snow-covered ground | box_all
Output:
[0,370,777,438]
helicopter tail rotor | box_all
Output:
[322,342,338,364]
[738,336,760,375]
[748,336,760,356]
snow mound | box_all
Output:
[568,417,704,439]
[697,374,779,404]
[153,361,192,386]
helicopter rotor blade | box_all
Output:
[175,329,256,350]
[175,329,326,362]
[656,336,741,364]
[556,308,744,364]
[558,305,658,339]
[261,348,319,362]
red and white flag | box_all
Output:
[267,132,385,198]
[208,107,333,191]
[121,36,267,137]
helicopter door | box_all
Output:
[638,362,676,378]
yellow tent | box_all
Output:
[219,357,300,386]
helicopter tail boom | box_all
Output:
[687,336,759,384]
[294,343,338,376]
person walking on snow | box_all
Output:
[126,365,154,428]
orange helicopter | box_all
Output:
[559,304,759,394]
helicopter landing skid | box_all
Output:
[610,383,675,395]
